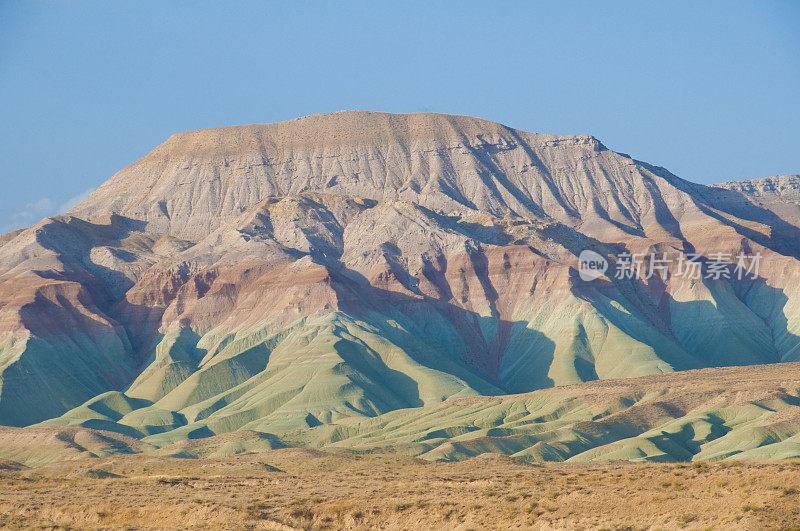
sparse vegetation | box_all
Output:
[85,468,120,479]
[0,450,797,529]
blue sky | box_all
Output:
[1,1,798,233]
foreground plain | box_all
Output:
[1,451,799,529]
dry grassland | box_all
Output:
[1,450,800,529]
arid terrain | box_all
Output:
[2,111,800,528]
[2,363,800,528]
[2,451,799,530]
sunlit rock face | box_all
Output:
[1,111,798,452]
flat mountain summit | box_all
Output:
[1,111,799,462]
[71,110,693,239]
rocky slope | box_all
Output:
[1,111,799,461]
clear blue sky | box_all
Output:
[1,1,798,233]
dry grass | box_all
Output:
[1,451,799,529]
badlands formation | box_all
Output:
[1,110,800,462]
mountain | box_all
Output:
[1,111,799,461]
